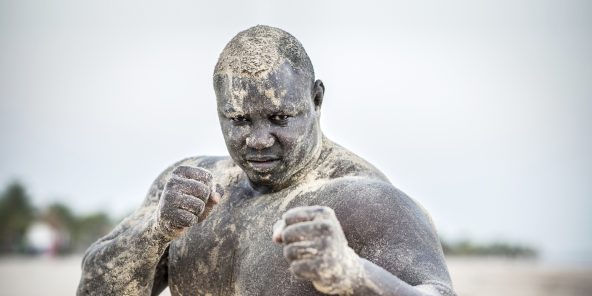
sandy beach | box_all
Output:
[1,255,591,295]
[447,257,592,296]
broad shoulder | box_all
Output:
[316,139,390,182]
[311,140,434,234]
[318,177,449,288]
[317,177,436,248]
[322,177,430,223]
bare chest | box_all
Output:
[167,188,326,296]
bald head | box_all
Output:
[213,25,314,80]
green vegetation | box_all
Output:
[0,181,114,255]
[0,182,35,253]
[441,238,538,258]
[42,202,113,253]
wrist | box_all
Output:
[149,210,179,244]
[312,247,366,295]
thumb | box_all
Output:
[198,184,224,222]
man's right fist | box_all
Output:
[156,166,222,239]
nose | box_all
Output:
[246,125,275,150]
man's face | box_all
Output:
[215,63,321,190]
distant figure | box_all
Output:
[78,25,456,296]
[26,222,59,255]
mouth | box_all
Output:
[245,156,281,172]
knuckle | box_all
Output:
[197,168,213,181]
[172,166,192,178]
[162,191,179,204]
[174,209,195,227]
[281,225,298,239]
[158,208,172,221]
[191,167,213,184]
[315,206,334,216]
[284,242,318,261]
[171,166,185,175]
[178,194,206,214]
[193,182,211,200]
[315,205,329,212]
[283,213,307,225]
[160,209,180,228]
[165,176,183,191]
[173,166,213,183]
[284,206,301,216]
[283,206,305,219]
[316,221,334,234]
[282,224,309,243]
[313,221,335,236]
[168,177,210,199]
[194,198,206,214]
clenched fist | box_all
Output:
[272,206,365,295]
[156,166,223,239]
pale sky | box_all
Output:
[1,0,591,264]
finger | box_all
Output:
[283,240,320,261]
[214,184,224,202]
[167,176,211,201]
[177,194,206,216]
[272,219,287,244]
[173,166,213,184]
[197,183,224,222]
[198,194,218,222]
[281,220,334,244]
[289,258,323,281]
[211,184,224,203]
[283,206,335,225]
[166,208,196,229]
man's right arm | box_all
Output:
[77,161,221,296]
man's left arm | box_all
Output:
[272,180,456,296]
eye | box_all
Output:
[270,114,290,124]
[230,115,249,125]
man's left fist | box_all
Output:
[272,206,364,295]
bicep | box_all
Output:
[333,181,453,289]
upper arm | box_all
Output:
[326,179,453,291]
[81,156,209,295]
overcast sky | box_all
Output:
[1,0,590,264]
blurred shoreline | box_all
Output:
[1,255,591,296]
[446,256,592,296]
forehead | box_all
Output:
[215,64,312,115]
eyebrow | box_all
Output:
[220,104,300,116]
[267,104,298,114]
[220,107,242,117]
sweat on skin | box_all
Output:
[77,25,456,296]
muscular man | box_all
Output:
[77,25,456,296]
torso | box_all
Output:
[167,140,389,296]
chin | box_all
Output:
[246,170,290,189]
[248,172,278,185]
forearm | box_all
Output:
[77,208,171,296]
[350,258,456,296]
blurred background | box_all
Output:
[1,0,591,295]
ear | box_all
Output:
[313,79,325,111]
